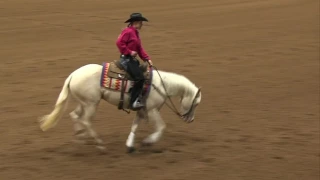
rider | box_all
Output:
[116,12,153,109]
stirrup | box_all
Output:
[132,101,144,108]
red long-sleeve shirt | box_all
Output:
[116,26,150,61]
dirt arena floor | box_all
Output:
[0,0,319,179]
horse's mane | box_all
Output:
[156,70,198,96]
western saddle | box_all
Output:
[107,59,152,112]
[108,59,151,83]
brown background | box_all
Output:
[0,0,319,179]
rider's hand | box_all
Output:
[130,51,137,56]
[147,60,153,67]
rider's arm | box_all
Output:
[116,30,132,55]
[137,42,150,61]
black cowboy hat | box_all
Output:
[124,13,148,23]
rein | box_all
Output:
[151,65,200,119]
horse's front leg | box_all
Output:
[141,109,166,145]
[126,110,144,153]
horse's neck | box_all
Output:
[158,70,196,98]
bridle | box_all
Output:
[151,65,201,119]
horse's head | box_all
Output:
[155,70,202,123]
[180,86,202,123]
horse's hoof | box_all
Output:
[127,147,136,153]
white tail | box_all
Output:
[39,74,72,131]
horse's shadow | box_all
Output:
[59,135,167,156]
[132,143,166,155]
[40,130,200,159]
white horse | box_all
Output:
[39,63,202,153]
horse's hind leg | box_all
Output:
[78,103,106,152]
[70,104,83,120]
[70,104,88,142]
